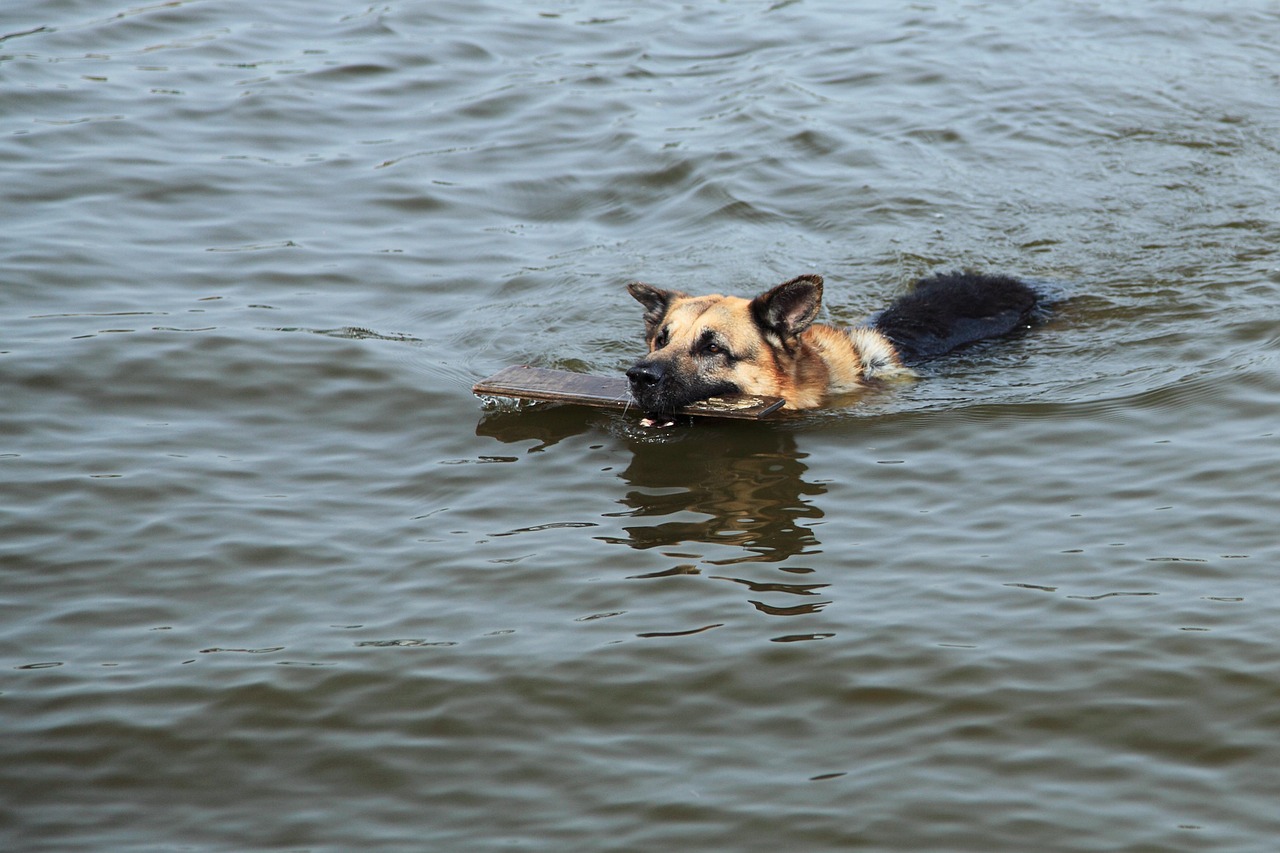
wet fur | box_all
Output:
[625,270,1039,413]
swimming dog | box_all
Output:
[625,270,1039,415]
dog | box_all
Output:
[625,270,1040,418]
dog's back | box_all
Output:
[873,271,1040,361]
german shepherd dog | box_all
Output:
[625,270,1039,418]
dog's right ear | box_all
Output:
[627,282,686,334]
[751,274,824,341]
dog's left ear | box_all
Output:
[627,282,687,334]
[751,274,824,339]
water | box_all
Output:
[3,0,1280,850]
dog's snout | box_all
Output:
[626,362,664,388]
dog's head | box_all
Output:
[624,274,824,413]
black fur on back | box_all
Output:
[873,270,1040,361]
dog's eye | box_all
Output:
[694,330,730,359]
[655,327,670,348]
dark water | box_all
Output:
[4,1,1280,850]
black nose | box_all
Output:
[626,362,664,388]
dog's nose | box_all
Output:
[626,362,663,388]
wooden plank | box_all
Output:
[472,365,786,420]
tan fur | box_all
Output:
[626,275,912,412]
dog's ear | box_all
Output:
[751,274,824,339]
[627,282,686,334]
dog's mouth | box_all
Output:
[626,359,739,426]
[629,385,682,428]
[638,414,680,429]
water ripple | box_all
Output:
[5,1,1280,850]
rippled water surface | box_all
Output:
[4,1,1280,850]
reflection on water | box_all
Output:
[476,402,601,450]
[479,407,825,565]
[479,405,836,636]
[608,424,823,565]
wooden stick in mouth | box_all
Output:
[472,365,786,421]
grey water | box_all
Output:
[3,1,1280,850]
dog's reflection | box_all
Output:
[603,424,823,565]
[477,407,824,564]
[478,408,832,634]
